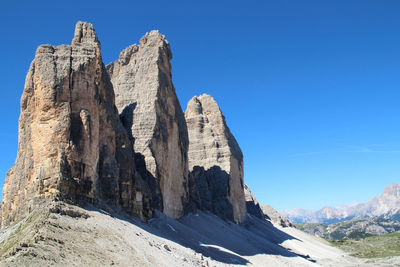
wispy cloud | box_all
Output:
[292,144,400,157]
[292,150,337,157]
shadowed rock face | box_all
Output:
[244,184,264,219]
[244,184,292,227]
[185,94,247,223]
[1,22,152,227]
[260,205,293,228]
[107,31,189,219]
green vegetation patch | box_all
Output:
[295,223,325,230]
[330,232,400,258]
[0,209,47,258]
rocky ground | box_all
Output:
[1,201,398,266]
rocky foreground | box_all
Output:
[0,201,390,267]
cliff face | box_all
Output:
[244,184,264,219]
[1,22,152,226]
[2,22,252,226]
[244,184,292,227]
[107,31,189,219]
[260,204,293,227]
[185,94,247,223]
[382,183,400,198]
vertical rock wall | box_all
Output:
[2,23,252,225]
[107,31,189,219]
[1,22,152,226]
[244,184,264,219]
[185,94,247,223]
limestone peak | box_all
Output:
[72,21,100,47]
[139,30,168,45]
[185,93,247,223]
[186,94,221,117]
[382,183,400,198]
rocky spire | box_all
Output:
[107,30,189,219]
[72,21,100,47]
[1,22,152,226]
[185,94,247,223]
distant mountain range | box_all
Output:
[296,217,400,240]
[281,183,400,224]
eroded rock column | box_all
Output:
[185,94,247,223]
[1,22,151,226]
[107,31,189,218]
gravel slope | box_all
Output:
[0,202,398,266]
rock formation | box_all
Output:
[185,94,247,223]
[107,31,189,219]
[244,184,264,219]
[382,183,400,198]
[244,184,292,227]
[1,22,152,226]
[260,204,293,227]
[2,22,253,226]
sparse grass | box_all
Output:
[0,210,46,258]
[295,223,326,230]
[330,232,400,258]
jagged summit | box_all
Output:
[282,183,400,224]
[382,183,400,198]
[111,30,169,69]
[72,21,100,47]
[140,30,168,45]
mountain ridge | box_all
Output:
[281,183,400,224]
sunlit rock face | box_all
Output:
[1,22,152,227]
[185,94,247,223]
[107,31,189,219]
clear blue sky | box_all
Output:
[1,0,399,211]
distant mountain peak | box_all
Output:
[281,183,400,224]
[382,183,400,198]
